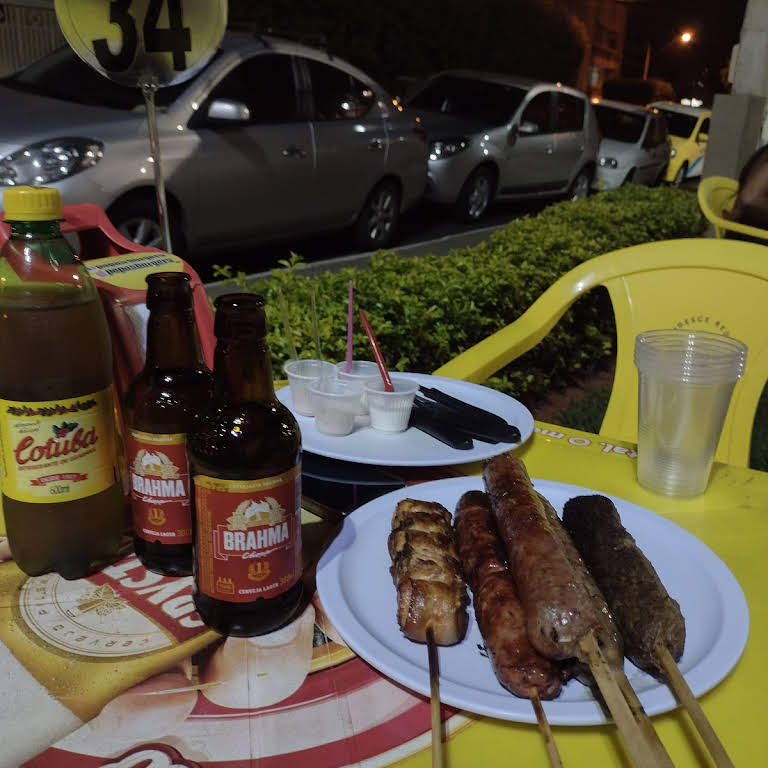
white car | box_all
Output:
[593,99,671,189]
[0,33,427,260]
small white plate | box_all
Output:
[316,477,750,725]
[277,372,534,467]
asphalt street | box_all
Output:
[201,197,547,296]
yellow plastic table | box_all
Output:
[0,421,764,768]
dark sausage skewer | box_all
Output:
[562,495,735,768]
[561,495,685,678]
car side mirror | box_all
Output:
[507,124,519,146]
[518,120,539,137]
[207,98,251,123]
[697,132,709,143]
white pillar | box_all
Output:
[703,0,768,178]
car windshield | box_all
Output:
[406,74,528,126]
[594,105,646,143]
[655,109,698,138]
[0,46,207,110]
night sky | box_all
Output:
[622,0,748,93]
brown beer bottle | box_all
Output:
[123,272,212,576]
[188,294,303,636]
[0,186,125,579]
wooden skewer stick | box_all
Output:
[529,687,564,768]
[426,628,444,768]
[655,642,735,768]
[580,633,674,768]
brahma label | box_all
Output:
[127,430,192,544]
[193,467,302,603]
[0,388,117,503]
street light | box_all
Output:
[643,30,694,79]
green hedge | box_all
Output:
[213,185,705,402]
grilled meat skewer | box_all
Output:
[562,495,685,679]
[454,490,564,699]
[389,499,469,645]
[483,452,624,669]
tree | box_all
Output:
[228,0,585,88]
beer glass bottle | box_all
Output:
[188,294,303,636]
[124,272,212,576]
[0,186,125,578]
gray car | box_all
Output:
[404,70,599,221]
[593,99,671,189]
[0,33,427,258]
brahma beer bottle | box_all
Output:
[188,294,303,635]
[123,272,212,576]
[0,186,125,578]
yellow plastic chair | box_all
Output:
[697,174,768,243]
[434,237,768,467]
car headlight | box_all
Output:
[0,138,104,186]
[599,157,618,169]
[429,138,469,160]
[670,147,677,158]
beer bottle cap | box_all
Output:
[2,186,64,221]
[214,293,267,340]
[145,271,192,310]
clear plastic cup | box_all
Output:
[336,360,380,414]
[365,377,419,433]
[634,329,747,497]
[310,378,364,436]
[284,359,336,416]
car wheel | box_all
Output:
[108,194,185,255]
[569,168,592,200]
[454,166,496,223]
[653,165,668,186]
[354,179,401,251]
[673,162,688,186]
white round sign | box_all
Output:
[54,0,227,88]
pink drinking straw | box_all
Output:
[345,280,354,372]
[359,309,394,392]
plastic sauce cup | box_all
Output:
[284,359,336,416]
[310,378,364,436]
[365,378,419,433]
[634,329,747,497]
[336,360,380,414]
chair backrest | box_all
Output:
[697,174,768,243]
[434,238,768,466]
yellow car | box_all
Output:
[649,102,711,185]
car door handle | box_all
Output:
[545,144,554,154]
[369,138,385,151]
[281,144,307,159]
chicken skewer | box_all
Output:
[483,452,674,768]
[454,490,565,767]
[388,499,470,768]
[563,494,735,768]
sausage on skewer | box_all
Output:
[561,495,685,679]
[483,452,624,669]
[454,490,564,699]
[388,499,469,645]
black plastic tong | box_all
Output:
[417,386,521,444]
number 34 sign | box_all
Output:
[55,0,227,88]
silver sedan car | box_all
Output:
[0,34,427,258]
[405,70,600,222]
[592,99,671,189]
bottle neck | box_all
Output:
[145,308,205,369]
[9,220,64,240]
[213,339,275,403]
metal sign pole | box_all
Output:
[141,80,173,253]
